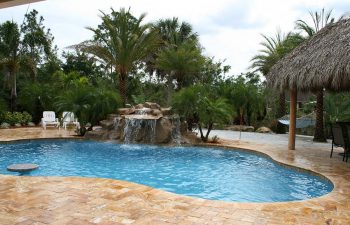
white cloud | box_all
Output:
[0,0,349,75]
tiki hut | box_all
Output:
[267,18,350,150]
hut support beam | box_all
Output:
[288,88,297,150]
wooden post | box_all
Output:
[288,87,297,150]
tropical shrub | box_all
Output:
[17,81,57,123]
[0,98,8,112]
[0,111,33,125]
[54,85,121,134]
[172,85,232,142]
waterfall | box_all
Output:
[149,119,157,143]
[171,116,182,145]
[91,102,183,144]
[123,118,157,143]
[123,119,140,143]
[113,117,121,130]
[135,108,150,115]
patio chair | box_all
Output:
[61,111,80,130]
[342,123,350,162]
[330,123,346,158]
[42,111,60,130]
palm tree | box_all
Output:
[74,8,159,105]
[0,21,21,111]
[295,8,335,37]
[155,17,198,48]
[145,17,199,81]
[155,40,204,104]
[251,31,304,133]
[295,8,335,142]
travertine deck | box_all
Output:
[0,127,349,224]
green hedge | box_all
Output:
[0,111,33,125]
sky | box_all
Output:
[0,0,349,75]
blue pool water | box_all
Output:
[0,140,333,202]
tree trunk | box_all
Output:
[119,71,127,106]
[198,123,205,141]
[313,89,326,142]
[205,123,213,141]
[276,91,286,134]
[10,71,17,112]
[166,72,174,106]
[246,104,252,126]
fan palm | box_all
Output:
[145,17,199,81]
[155,40,204,104]
[74,8,159,105]
[155,17,198,48]
[251,31,304,133]
[295,8,335,142]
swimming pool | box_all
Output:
[0,140,333,202]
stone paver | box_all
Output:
[0,127,349,224]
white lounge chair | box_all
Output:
[62,111,80,130]
[42,111,60,130]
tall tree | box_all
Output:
[155,17,198,48]
[146,17,198,76]
[21,9,55,80]
[74,8,159,105]
[251,31,304,133]
[61,50,103,83]
[295,8,335,142]
[0,21,21,111]
[155,40,204,104]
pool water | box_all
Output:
[0,140,333,202]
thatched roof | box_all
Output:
[267,18,350,92]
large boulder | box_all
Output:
[144,102,160,110]
[182,132,201,144]
[225,125,255,132]
[161,107,172,116]
[135,104,144,109]
[100,120,115,130]
[256,126,273,133]
[152,109,162,116]
[155,118,172,143]
[108,130,121,139]
[118,108,135,115]
[135,108,152,115]
[107,114,119,121]
[84,130,109,140]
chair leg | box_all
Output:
[330,142,334,158]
